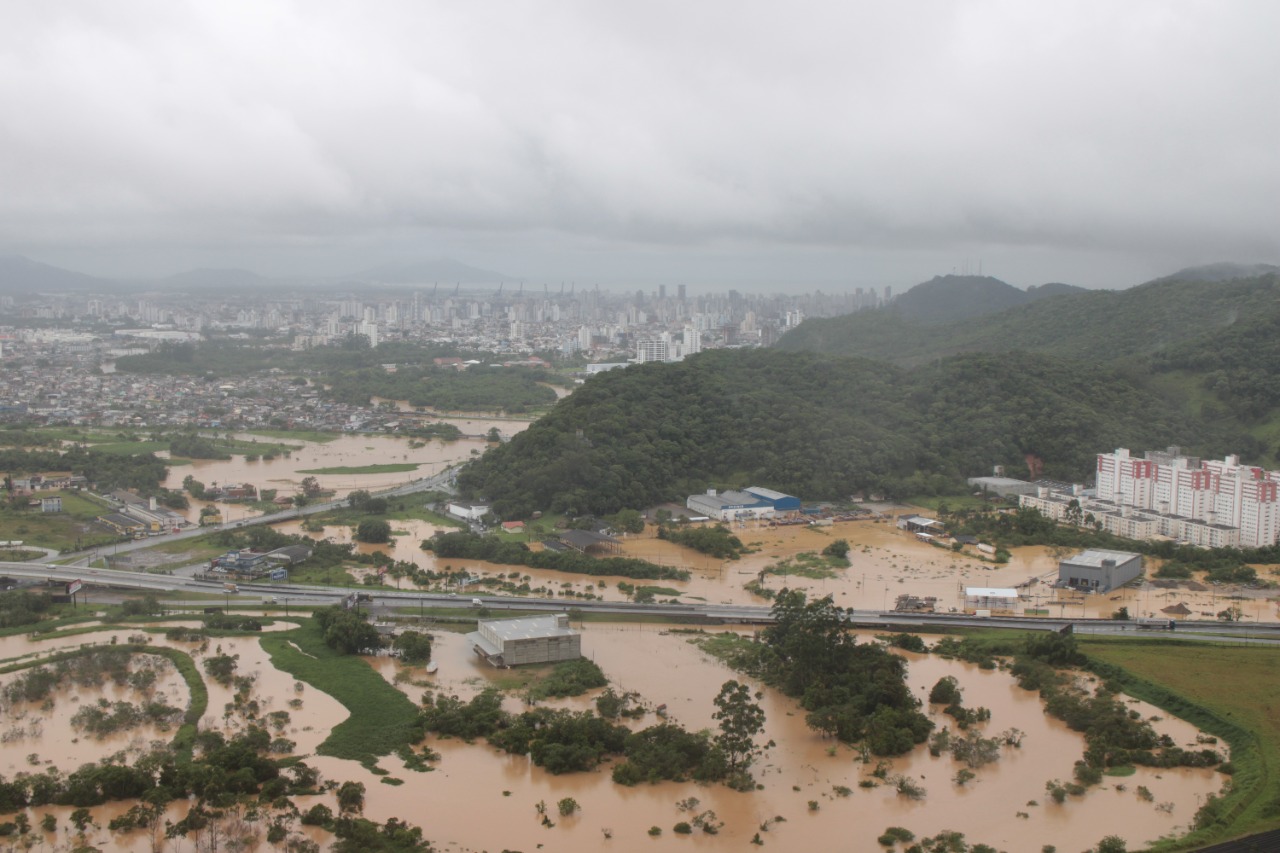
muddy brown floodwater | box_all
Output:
[294,515,1277,621]
[0,620,1227,851]
[273,517,451,569]
[161,428,508,523]
[344,626,1224,853]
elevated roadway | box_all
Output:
[52,466,461,567]
[5,561,1279,643]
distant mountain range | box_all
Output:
[348,258,511,284]
[776,265,1280,365]
[161,267,268,288]
[0,255,116,293]
[0,255,513,294]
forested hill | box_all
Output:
[775,273,1280,367]
[886,274,1083,325]
[457,349,1238,519]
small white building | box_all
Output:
[448,500,491,521]
[964,587,1020,614]
[466,614,581,667]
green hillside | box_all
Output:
[457,349,1239,518]
[776,273,1280,367]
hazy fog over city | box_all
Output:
[3,1,1279,292]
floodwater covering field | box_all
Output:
[160,421,527,524]
[267,509,1280,624]
[348,626,1224,852]
[0,617,1229,851]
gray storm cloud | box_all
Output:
[1,0,1278,284]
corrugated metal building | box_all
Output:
[1058,549,1143,593]
[466,614,581,667]
[743,486,801,512]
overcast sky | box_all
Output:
[2,1,1278,290]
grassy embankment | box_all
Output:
[260,618,421,770]
[297,463,419,475]
[245,428,341,444]
[1081,638,1280,850]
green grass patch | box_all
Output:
[260,618,421,768]
[904,494,995,513]
[87,440,171,455]
[637,586,682,598]
[0,489,122,551]
[1104,765,1137,777]
[762,550,847,580]
[1082,638,1280,848]
[244,428,341,444]
[297,463,419,475]
[283,565,359,586]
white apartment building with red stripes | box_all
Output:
[1095,447,1280,547]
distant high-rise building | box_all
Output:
[636,339,669,363]
[678,284,687,302]
[683,326,701,356]
[358,320,379,349]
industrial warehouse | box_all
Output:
[685,486,801,521]
[466,614,581,667]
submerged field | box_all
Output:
[0,596,1275,851]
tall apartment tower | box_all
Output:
[635,339,669,363]
[1096,447,1280,547]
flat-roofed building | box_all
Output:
[964,587,1020,614]
[466,614,581,667]
[1057,549,1142,593]
[967,476,1038,497]
[448,500,490,521]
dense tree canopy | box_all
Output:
[0,446,167,493]
[758,590,932,755]
[458,348,1227,516]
